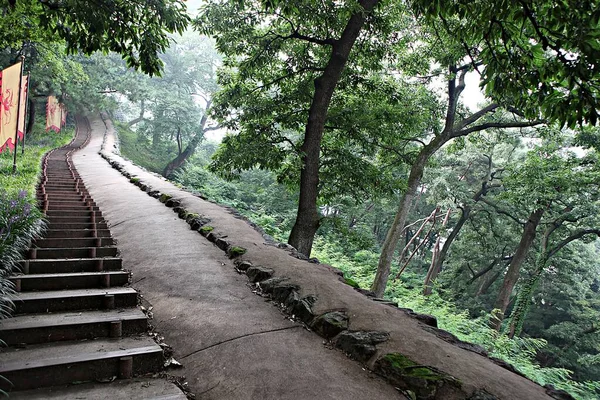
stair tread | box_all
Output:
[6,378,186,400]
[10,271,128,280]
[11,287,136,301]
[0,336,161,373]
[21,257,121,263]
[0,308,145,331]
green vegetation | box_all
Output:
[3,0,599,398]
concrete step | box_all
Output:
[10,287,138,314]
[45,229,111,238]
[37,190,90,197]
[45,216,107,225]
[33,237,114,248]
[9,270,129,291]
[18,257,123,274]
[45,210,101,218]
[43,221,108,230]
[45,204,100,211]
[0,309,148,345]
[0,336,163,391]
[6,378,187,400]
[30,246,117,259]
[43,200,97,208]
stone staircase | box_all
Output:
[0,117,183,398]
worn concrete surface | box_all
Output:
[73,115,404,399]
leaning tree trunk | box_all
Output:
[288,0,379,256]
[371,142,444,296]
[490,208,544,330]
[162,105,210,178]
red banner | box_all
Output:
[17,74,28,140]
[0,61,23,153]
[46,95,61,133]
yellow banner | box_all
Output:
[46,95,61,132]
[17,74,28,140]
[0,61,22,153]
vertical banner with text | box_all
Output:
[17,74,28,141]
[46,95,61,133]
[0,61,23,153]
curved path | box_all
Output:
[73,115,403,399]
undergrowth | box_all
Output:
[312,238,600,400]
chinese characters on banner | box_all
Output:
[46,95,61,133]
[0,61,23,154]
[17,74,28,141]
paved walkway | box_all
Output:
[73,115,403,399]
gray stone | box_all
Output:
[246,266,274,283]
[288,294,316,324]
[311,311,349,339]
[398,308,438,328]
[189,217,210,231]
[235,260,254,272]
[334,331,390,362]
[258,277,288,293]
[354,287,376,297]
[372,298,399,307]
[272,284,301,303]
[215,237,230,251]
[165,198,181,208]
[374,353,462,400]
[421,325,487,356]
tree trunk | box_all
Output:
[26,98,35,135]
[287,0,379,256]
[423,208,451,295]
[476,269,502,296]
[127,99,146,127]
[162,105,210,178]
[490,207,544,330]
[371,140,444,297]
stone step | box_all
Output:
[43,221,108,230]
[30,246,117,259]
[9,287,138,314]
[18,257,123,274]
[37,190,90,197]
[45,204,100,211]
[9,270,129,291]
[6,378,187,400]
[45,216,107,225]
[0,336,163,391]
[42,200,97,207]
[0,309,148,345]
[45,210,102,218]
[33,237,114,248]
[44,229,111,238]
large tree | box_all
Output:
[197,0,437,255]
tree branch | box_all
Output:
[548,229,600,259]
[453,119,545,137]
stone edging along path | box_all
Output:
[96,115,561,400]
